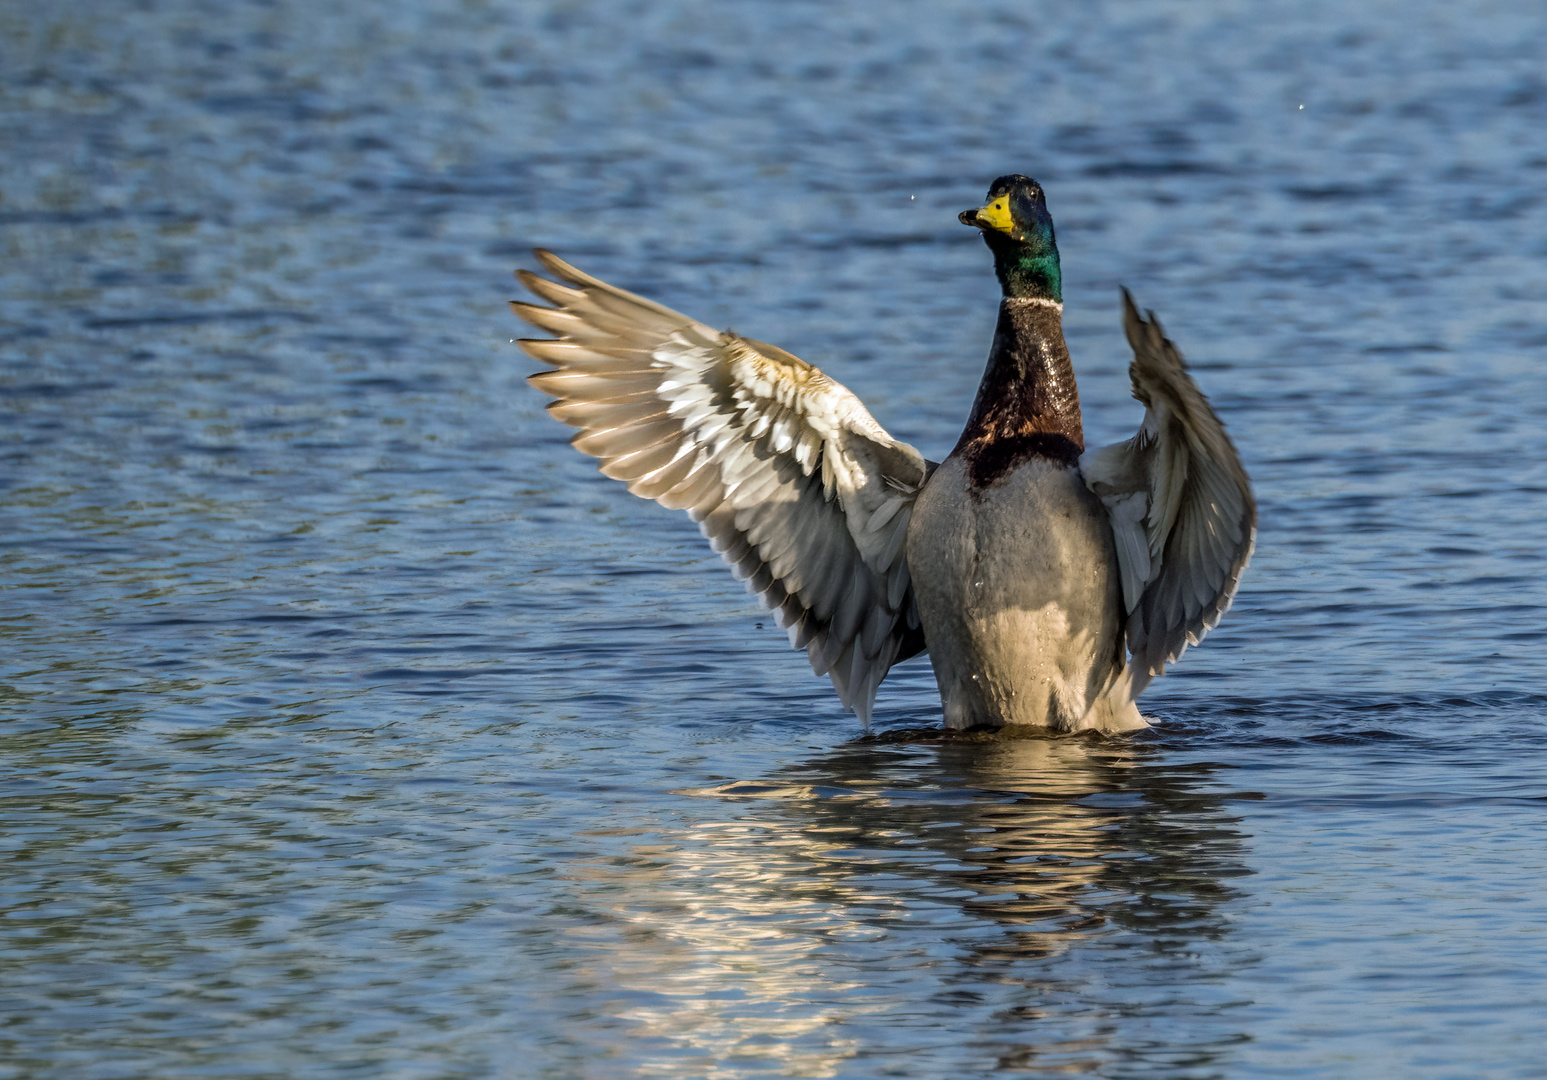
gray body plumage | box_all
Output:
[908,456,1145,732]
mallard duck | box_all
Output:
[514,175,1255,732]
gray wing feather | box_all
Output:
[1081,290,1256,691]
[516,250,930,722]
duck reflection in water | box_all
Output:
[774,731,1251,962]
[555,732,1254,1076]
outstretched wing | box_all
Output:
[1080,290,1255,691]
[515,250,931,722]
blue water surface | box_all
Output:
[3,1,1547,1077]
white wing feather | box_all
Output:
[515,250,930,722]
[1081,290,1256,692]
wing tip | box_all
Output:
[533,247,580,282]
[516,338,562,364]
[1119,286,1142,345]
[513,248,557,276]
[508,299,556,327]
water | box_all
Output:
[3,0,1547,1076]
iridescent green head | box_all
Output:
[959,174,1062,303]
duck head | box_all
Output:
[960,174,1062,303]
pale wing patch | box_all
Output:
[1081,289,1256,691]
[516,250,931,723]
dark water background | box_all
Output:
[4,1,1547,1077]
